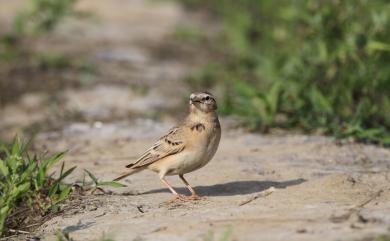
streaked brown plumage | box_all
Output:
[114,92,221,200]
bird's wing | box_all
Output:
[126,126,186,168]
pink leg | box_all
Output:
[160,177,186,201]
[179,175,204,200]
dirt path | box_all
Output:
[1,1,390,241]
[36,129,390,241]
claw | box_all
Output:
[168,194,206,202]
[169,194,187,203]
[186,194,206,201]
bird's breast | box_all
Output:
[153,118,221,176]
[190,119,221,167]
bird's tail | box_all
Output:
[113,167,144,181]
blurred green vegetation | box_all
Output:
[0,0,94,106]
[376,235,390,241]
[0,0,76,61]
[181,0,390,145]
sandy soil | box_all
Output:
[1,1,389,241]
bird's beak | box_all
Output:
[189,94,199,105]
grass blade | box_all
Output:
[0,160,9,177]
[97,181,127,188]
[44,151,66,170]
[57,166,77,183]
[57,186,72,203]
[84,169,98,185]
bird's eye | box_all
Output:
[205,96,210,101]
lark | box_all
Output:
[114,92,221,201]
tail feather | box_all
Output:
[113,167,144,181]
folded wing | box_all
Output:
[126,127,186,168]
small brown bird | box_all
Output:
[114,92,221,201]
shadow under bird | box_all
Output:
[114,92,221,201]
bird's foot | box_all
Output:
[186,194,206,201]
[169,194,187,203]
[168,194,206,203]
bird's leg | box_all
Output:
[179,174,204,200]
[160,177,186,201]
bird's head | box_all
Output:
[189,92,217,113]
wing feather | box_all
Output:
[126,126,186,168]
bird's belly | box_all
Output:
[176,131,220,175]
[148,125,221,177]
[172,150,210,175]
[149,148,211,176]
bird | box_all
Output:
[114,91,221,201]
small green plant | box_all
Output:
[56,229,73,241]
[83,169,126,194]
[191,229,232,241]
[0,138,126,238]
[0,137,76,237]
[373,234,390,241]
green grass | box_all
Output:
[204,230,232,241]
[0,137,75,236]
[180,0,390,145]
[0,137,126,238]
[83,169,127,194]
[191,229,232,241]
[376,235,390,241]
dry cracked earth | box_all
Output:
[0,1,389,241]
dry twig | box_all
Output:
[330,189,383,223]
[8,228,30,234]
[239,187,275,206]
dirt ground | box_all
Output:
[1,1,390,241]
